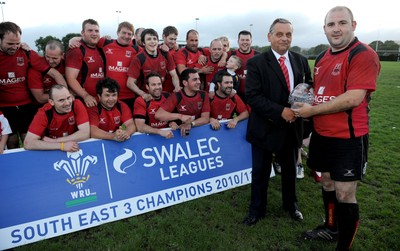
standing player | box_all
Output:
[209,71,249,130]
[155,68,210,137]
[87,77,136,141]
[65,19,105,108]
[293,6,381,250]
[0,22,66,149]
[127,28,180,101]
[24,85,90,152]
[160,26,180,93]
[134,72,176,139]
[231,30,260,102]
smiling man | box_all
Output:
[23,85,90,152]
[87,77,136,142]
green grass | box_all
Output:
[15,61,400,251]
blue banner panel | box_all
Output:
[0,120,257,249]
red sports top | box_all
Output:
[210,93,248,120]
[87,100,132,132]
[28,99,89,139]
[230,49,259,97]
[173,47,210,69]
[28,58,65,93]
[127,49,176,91]
[0,49,50,107]
[65,41,105,96]
[196,56,225,89]
[98,37,141,100]
[313,38,380,138]
[162,48,179,93]
[133,93,170,128]
[160,90,210,119]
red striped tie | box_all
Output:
[279,56,290,91]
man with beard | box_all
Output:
[0,22,66,149]
[155,68,210,137]
[24,85,89,152]
[134,72,176,139]
[87,77,136,142]
[209,71,248,130]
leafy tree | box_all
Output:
[61,33,81,52]
[35,36,61,54]
[290,46,301,53]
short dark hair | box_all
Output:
[96,77,120,95]
[0,22,21,40]
[186,29,198,40]
[141,28,159,43]
[180,68,198,83]
[214,70,233,91]
[146,71,163,85]
[163,26,178,36]
[82,19,99,32]
[238,30,252,39]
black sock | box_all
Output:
[336,203,360,251]
[322,189,338,231]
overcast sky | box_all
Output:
[2,0,399,50]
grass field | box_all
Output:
[15,61,400,251]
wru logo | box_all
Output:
[53,150,98,189]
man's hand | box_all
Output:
[159,130,174,139]
[141,93,153,102]
[114,128,130,142]
[210,118,221,130]
[84,94,97,107]
[281,107,297,123]
[179,122,191,137]
[291,102,313,118]
[226,118,238,129]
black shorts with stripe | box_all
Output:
[307,131,368,181]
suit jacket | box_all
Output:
[245,49,312,151]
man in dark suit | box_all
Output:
[242,18,312,225]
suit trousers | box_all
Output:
[248,134,299,217]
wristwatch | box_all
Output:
[191,121,196,127]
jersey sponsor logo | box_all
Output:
[314,95,336,104]
[68,116,76,125]
[150,121,167,128]
[113,116,121,124]
[108,65,129,73]
[331,63,342,76]
[16,57,25,66]
[0,75,25,85]
[90,68,104,79]
[317,86,325,95]
[113,148,137,174]
[105,48,113,54]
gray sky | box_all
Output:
[3,0,399,50]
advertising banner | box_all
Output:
[0,120,255,249]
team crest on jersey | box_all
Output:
[114,116,121,124]
[16,57,24,66]
[197,102,203,110]
[105,48,113,54]
[125,51,132,58]
[225,103,231,111]
[331,63,342,76]
[68,116,75,125]
[87,56,95,63]
[160,61,166,69]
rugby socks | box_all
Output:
[336,203,360,251]
[322,189,338,231]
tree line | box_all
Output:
[35,34,399,61]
